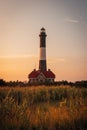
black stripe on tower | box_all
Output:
[39,60,47,71]
[39,29,47,47]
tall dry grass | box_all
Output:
[0,86,87,130]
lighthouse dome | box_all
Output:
[41,27,45,31]
[40,27,47,36]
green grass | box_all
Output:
[0,86,87,130]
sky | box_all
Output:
[0,0,87,82]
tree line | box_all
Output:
[0,78,87,87]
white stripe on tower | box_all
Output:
[40,47,46,60]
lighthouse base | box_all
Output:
[28,69,55,85]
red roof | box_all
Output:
[28,69,55,78]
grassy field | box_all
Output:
[0,85,87,130]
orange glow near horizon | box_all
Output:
[0,56,87,82]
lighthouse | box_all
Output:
[28,28,55,84]
[39,28,47,71]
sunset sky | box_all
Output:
[0,0,87,81]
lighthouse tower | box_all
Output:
[28,28,55,84]
[39,28,47,71]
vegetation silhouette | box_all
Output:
[0,78,87,87]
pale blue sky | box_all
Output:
[0,0,87,81]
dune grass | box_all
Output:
[0,86,87,130]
